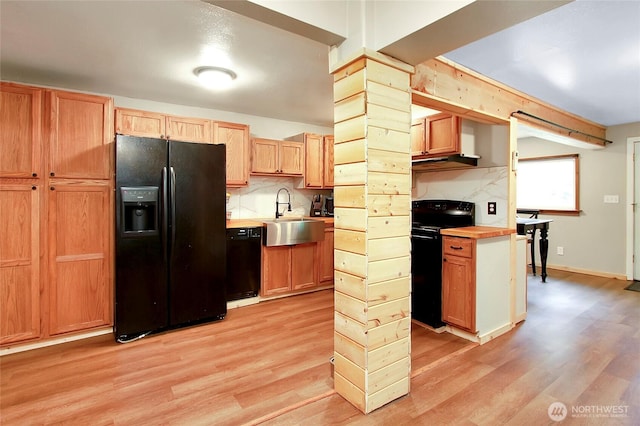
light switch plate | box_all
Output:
[604,195,619,203]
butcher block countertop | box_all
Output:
[226,217,334,229]
[440,226,515,239]
[226,219,265,229]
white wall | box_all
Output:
[517,121,640,277]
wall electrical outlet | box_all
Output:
[488,201,496,215]
[557,246,564,255]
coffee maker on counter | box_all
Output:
[323,195,334,217]
[309,194,323,217]
[309,194,334,217]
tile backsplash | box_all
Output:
[412,166,508,226]
[226,176,331,219]
[229,167,508,226]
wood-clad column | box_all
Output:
[331,52,413,414]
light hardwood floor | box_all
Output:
[1,270,638,425]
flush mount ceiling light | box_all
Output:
[194,66,237,89]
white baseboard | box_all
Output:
[444,322,514,345]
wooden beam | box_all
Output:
[411,56,608,147]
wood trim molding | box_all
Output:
[411,56,607,147]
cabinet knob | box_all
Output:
[50,172,55,177]
[50,186,55,191]
[32,172,38,177]
[32,186,37,190]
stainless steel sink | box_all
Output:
[262,218,325,246]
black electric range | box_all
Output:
[411,199,475,328]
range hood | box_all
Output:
[411,153,479,171]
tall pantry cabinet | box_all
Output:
[0,82,114,346]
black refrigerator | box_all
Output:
[114,135,226,342]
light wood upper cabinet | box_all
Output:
[323,135,334,188]
[410,119,426,157]
[288,133,334,188]
[0,83,43,179]
[48,90,113,179]
[115,108,165,139]
[251,138,303,176]
[166,116,211,143]
[115,108,211,143]
[279,142,303,175]
[412,113,460,158]
[301,133,324,188]
[0,183,41,345]
[47,181,112,335]
[213,121,250,187]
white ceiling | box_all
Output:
[1,0,638,129]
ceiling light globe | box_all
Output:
[195,67,237,89]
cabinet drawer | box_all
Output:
[443,237,473,258]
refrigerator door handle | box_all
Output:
[170,166,176,252]
[162,166,169,263]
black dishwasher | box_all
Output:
[226,227,262,301]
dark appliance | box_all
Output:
[411,199,474,328]
[310,194,323,217]
[226,227,262,301]
[115,135,227,342]
[323,195,334,217]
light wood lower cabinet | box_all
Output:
[0,182,41,345]
[442,236,475,332]
[262,243,319,297]
[442,235,511,342]
[48,181,112,335]
[318,225,334,285]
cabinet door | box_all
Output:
[291,243,318,290]
[0,83,43,178]
[251,138,279,174]
[262,245,291,296]
[214,121,250,186]
[425,113,460,156]
[48,90,113,179]
[115,108,165,139]
[318,227,334,284]
[304,134,323,188]
[279,141,304,175]
[0,183,41,344]
[323,135,334,188]
[410,119,426,157]
[167,115,212,143]
[48,182,111,335]
[442,254,475,332]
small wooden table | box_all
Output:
[516,218,553,282]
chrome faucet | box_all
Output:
[275,187,292,218]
